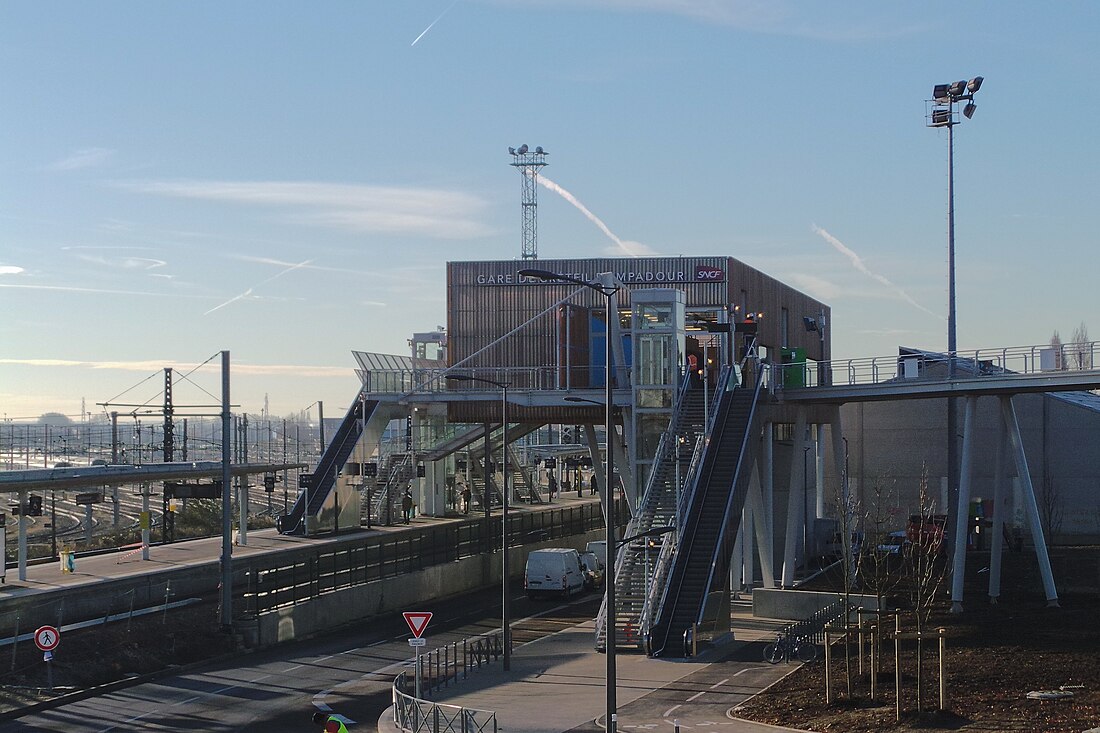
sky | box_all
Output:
[1,1,1097,422]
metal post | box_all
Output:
[220,350,233,629]
[502,384,510,671]
[603,280,617,733]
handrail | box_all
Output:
[694,373,765,631]
[778,340,1100,389]
[393,671,498,733]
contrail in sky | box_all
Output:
[204,258,312,316]
[812,224,941,319]
[537,174,653,257]
[412,0,460,46]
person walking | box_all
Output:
[314,711,349,733]
[401,490,413,524]
[461,485,471,513]
[590,474,598,496]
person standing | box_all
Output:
[401,490,413,524]
[461,485,471,513]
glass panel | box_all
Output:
[637,414,670,458]
[636,388,672,408]
[636,304,674,330]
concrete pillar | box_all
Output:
[1000,396,1059,607]
[781,410,808,587]
[950,396,978,613]
[762,421,774,564]
[814,423,825,519]
[748,463,774,588]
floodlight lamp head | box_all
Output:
[517,144,529,154]
[948,80,967,98]
[963,102,976,119]
[967,76,983,94]
[508,147,516,155]
[931,108,953,127]
[933,83,951,102]
[535,146,545,154]
[803,316,818,332]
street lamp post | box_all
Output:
[928,76,983,559]
[522,267,620,733]
[447,374,512,671]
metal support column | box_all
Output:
[950,396,978,613]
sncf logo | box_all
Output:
[694,265,725,281]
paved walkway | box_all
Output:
[382,597,808,733]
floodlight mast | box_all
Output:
[508,145,548,260]
[927,76,983,601]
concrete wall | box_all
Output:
[752,588,879,621]
[252,529,604,647]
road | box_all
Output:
[0,585,602,733]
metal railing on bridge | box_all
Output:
[773,340,1100,389]
[240,502,613,617]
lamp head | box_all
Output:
[803,316,818,332]
[933,83,951,102]
[948,80,967,98]
[967,76,983,94]
[963,102,976,119]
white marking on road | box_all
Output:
[664,720,690,727]
[370,639,388,647]
[662,704,682,717]
[732,669,749,677]
[173,695,201,706]
[708,678,729,689]
[687,690,706,702]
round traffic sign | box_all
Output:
[34,625,60,652]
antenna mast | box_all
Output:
[508,144,548,260]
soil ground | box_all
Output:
[734,547,1100,732]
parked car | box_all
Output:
[907,514,947,554]
[585,540,607,568]
[524,548,585,599]
[579,551,604,590]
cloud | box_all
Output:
[0,358,351,378]
[484,0,920,40]
[0,266,25,276]
[49,148,115,171]
[0,282,210,299]
[204,259,312,316]
[812,224,942,320]
[782,272,843,301]
[537,174,656,257]
[115,179,491,239]
[74,253,167,271]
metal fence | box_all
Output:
[779,597,854,646]
[241,502,612,616]
[393,670,498,733]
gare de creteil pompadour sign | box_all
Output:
[474,262,725,286]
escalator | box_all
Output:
[647,376,763,657]
[279,397,379,535]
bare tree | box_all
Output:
[1069,322,1093,370]
[905,470,948,712]
[1039,476,1064,546]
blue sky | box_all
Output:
[1,1,1097,420]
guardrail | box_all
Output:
[774,340,1100,389]
[393,670,498,733]
[241,502,615,616]
[778,596,853,646]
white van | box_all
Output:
[585,541,607,568]
[524,548,585,599]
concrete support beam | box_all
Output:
[950,395,978,613]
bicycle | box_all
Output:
[763,633,817,664]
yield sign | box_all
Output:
[403,611,433,638]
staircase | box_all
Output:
[279,398,378,535]
[646,375,763,657]
[367,451,415,525]
[595,374,707,652]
